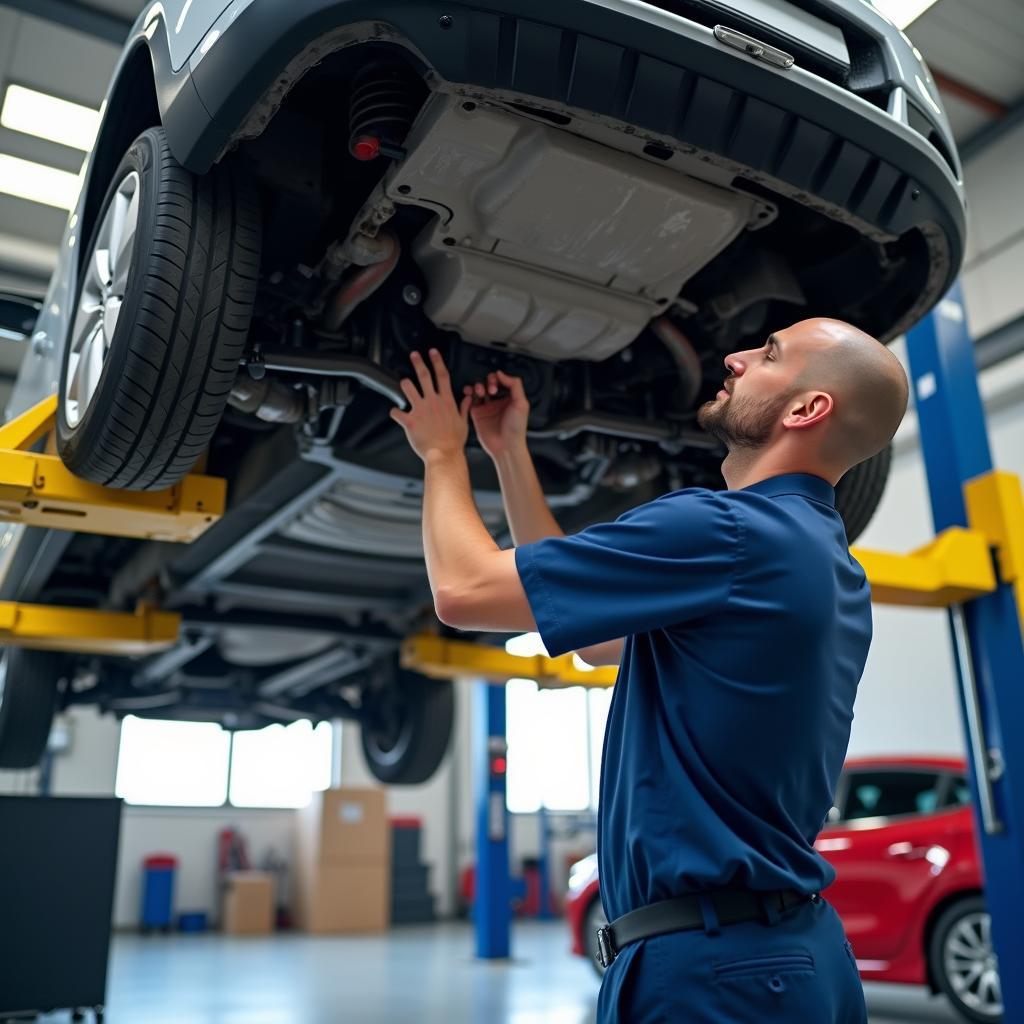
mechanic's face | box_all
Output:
[697,328,807,449]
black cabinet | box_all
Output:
[0,796,122,1018]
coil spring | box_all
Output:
[349,62,421,158]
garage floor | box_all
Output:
[34,922,961,1023]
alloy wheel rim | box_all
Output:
[64,171,141,428]
[944,910,1002,1016]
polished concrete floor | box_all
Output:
[38,922,961,1023]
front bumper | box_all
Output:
[180,0,965,334]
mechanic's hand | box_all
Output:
[464,370,530,459]
[390,349,472,462]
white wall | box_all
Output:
[113,807,295,929]
[960,121,1024,339]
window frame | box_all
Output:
[505,681,609,815]
[113,716,336,811]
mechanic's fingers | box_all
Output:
[410,350,435,394]
[399,377,420,405]
[428,348,451,394]
[460,394,473,421]
[389,406,408,426]
[472,381,486,399]
[487,372,499,396]
[495,370,525,398]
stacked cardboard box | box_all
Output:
[222,871,275,935]
[293,788,390,933]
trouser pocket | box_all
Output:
[714,951,815,980]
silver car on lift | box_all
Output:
[0,0,964,778]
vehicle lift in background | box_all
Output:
[0,292,1020,1011]
[406,283,1024,1021]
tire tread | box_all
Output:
[57,126,261,491]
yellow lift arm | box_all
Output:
[0,394,225,656]
[0,395,225,542]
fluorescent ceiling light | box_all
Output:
[1,84,100,152]
[0,154,81,210]
[871,0,941,30]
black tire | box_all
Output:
[835,444,892,544]
[0,647,65,768]
[57,126,261,491]
[583,896,608,978]
[361,669,454,785]
[928,896,1003,1023]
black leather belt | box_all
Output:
[596,889,818,968]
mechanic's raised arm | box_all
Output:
[388,349,536,633]
[463,369,623,666]
[463,369,563,546]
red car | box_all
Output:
[566,756,1000,1023]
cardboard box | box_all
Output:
[294,863,390,934]
[222,871,275,935]
[293,788,391,933]
[298,788,389,864]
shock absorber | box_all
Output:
[348,61,424,162]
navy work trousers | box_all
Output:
[597,894,868,1023]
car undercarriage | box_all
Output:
[1,2,964,780]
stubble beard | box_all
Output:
[697,388,789,450]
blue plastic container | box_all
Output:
[141,854,177,930]
[178,911,207,932]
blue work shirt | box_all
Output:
[515,473,872,921]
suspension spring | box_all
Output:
[349,62,423,161]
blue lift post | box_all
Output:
[475,681,511,958]
[905,283,1024,1018]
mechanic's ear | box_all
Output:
[783,391,833,430]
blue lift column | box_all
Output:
[905,283,1024,1018]
[475,681,511,958]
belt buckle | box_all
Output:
[596,925,616,969]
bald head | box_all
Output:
[790,318,909,469]
[698,317,910,483]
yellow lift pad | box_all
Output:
[0,395,225,542]
[403,633,618,689]
[966,469,1024,631]
[851,528,996,607]
[0,602,179,655]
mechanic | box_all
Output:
[389,317,908,1023]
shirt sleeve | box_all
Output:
[514,489,740,657]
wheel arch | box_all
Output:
[78,7,216,258]
[80,43,161,259]
[921,887,985,994]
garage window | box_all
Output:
[114,717,333,808]
[505,678,611,814]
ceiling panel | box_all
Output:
[0,195,68,250]
[907,0,1024,149]
[84,0,145,19]
[940,93,997,144]
[8,13,119,106]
